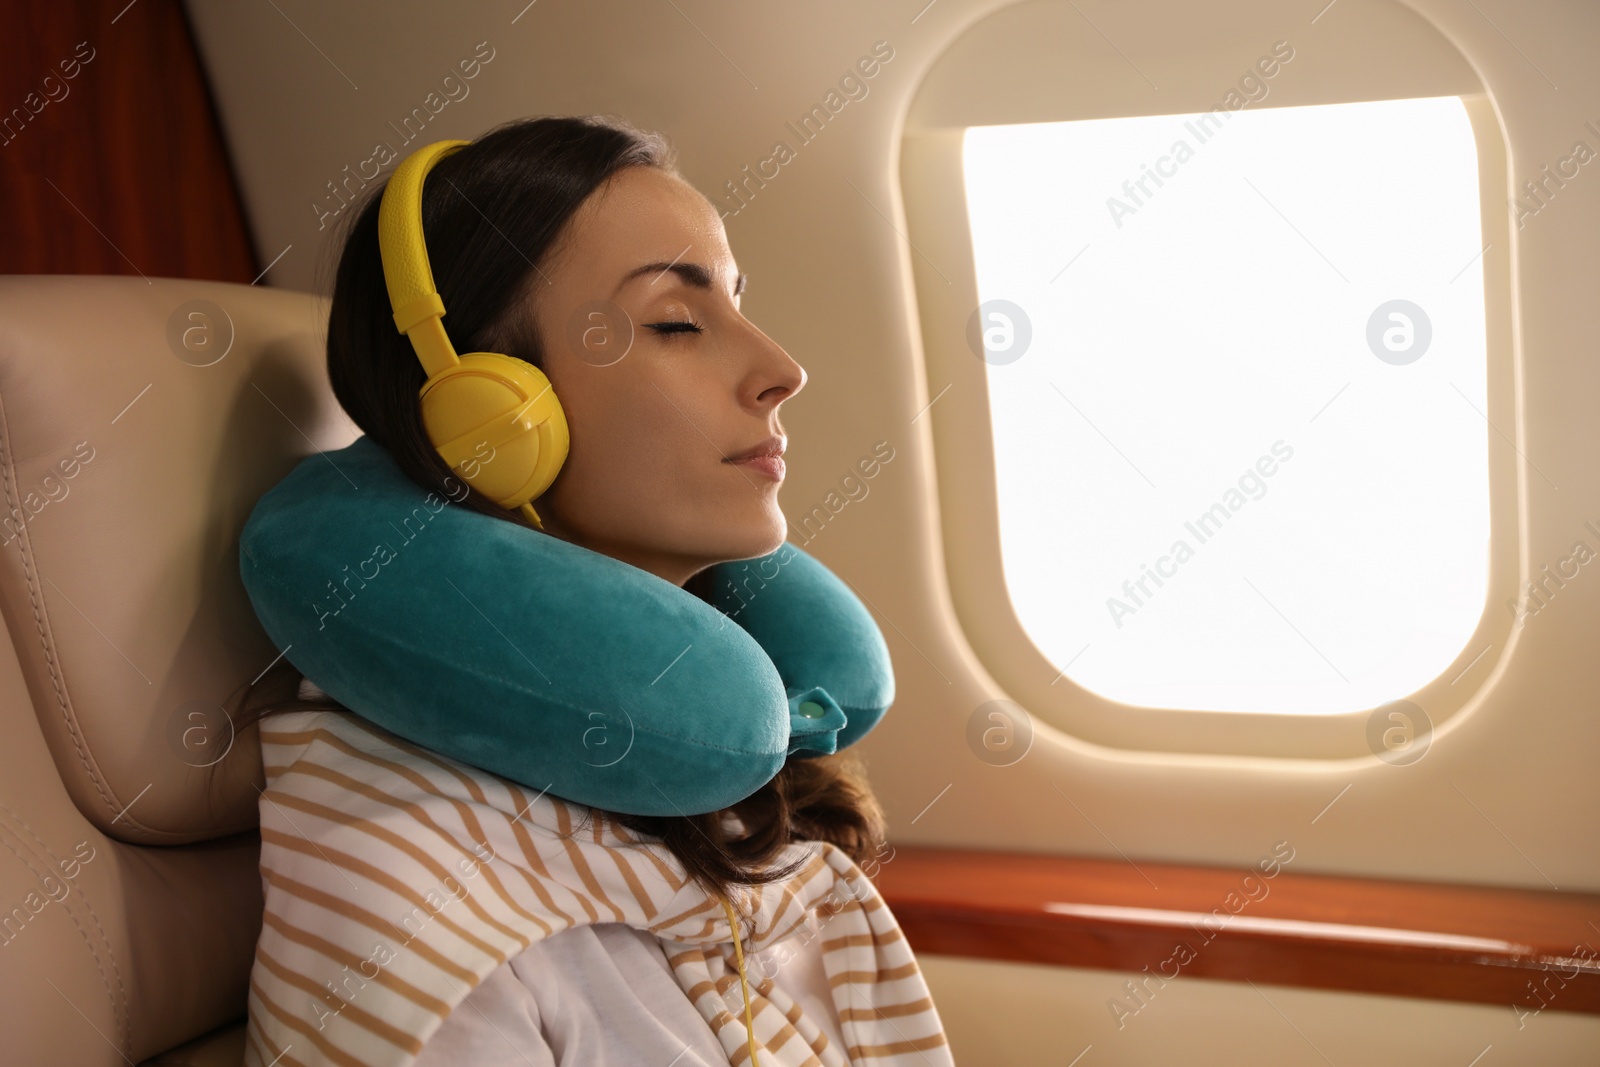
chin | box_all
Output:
[710,505,787,563]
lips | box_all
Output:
[724,435,786,480]
[723,435,786,463]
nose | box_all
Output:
[743,321,805,407]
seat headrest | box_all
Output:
[0,275,354,844]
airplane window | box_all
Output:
[961,95,1488,715]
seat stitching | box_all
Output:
[0,389,119,818]
[0,816,128,1053]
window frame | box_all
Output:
[898,37,1517,761]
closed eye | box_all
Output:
[645,319,704,335]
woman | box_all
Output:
[238,114,953,1066]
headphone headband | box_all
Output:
[377,139,472,380]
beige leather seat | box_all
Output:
[0,276,357,1066]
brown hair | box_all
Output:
[240,115,886,899]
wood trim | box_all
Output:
[0,0,259,281]
[874,846,1600,1015]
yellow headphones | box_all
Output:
[377,139,570,530]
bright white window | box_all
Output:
[962,96,1489,715]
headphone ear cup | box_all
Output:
[418,352,570,510]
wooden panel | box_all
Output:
[0,0,258,281]
[875,846,1600,1016]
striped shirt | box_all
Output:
[244,705,954,1067]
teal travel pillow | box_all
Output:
[237,435,895,816]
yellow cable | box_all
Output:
[719,892,762,1065]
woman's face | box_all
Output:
[523,165,807,586]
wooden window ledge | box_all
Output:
[873,846,1600,1015]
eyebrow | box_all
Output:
[613,261,747,298]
